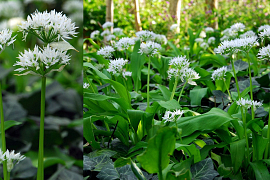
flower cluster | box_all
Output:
[101,29,111,37]
[259,28,270,40]
[138,41,161,56]
[113,28,123,36]
[167,56,200,85]
[102,22,114,29]
[257,44,270,60]
[136,30,156,42]
[155,34,167,44]
[0,1,24,19]
[0,29,16,53]
[211,66,228,80]
[221,23,246,41]
[208,37,216,44]
[205,27,214,33]
[18,9,78,42]
[83,83,90,89]
[195,38,204,43]
[115,37,135,51]
[107,58,132,78]
[106,34,116,41]
[239,30,256,39]
[236,98,262,109]
[14,45,71,76]
[90,30,100,39]
[162,109,184,123]
[214,36,257,55]
[200,42,209,50]
[170,24,179,31]
[258,25,270,32]
[97,46,115,59]
[0,149,25,172]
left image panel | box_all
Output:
[0,0,83,179]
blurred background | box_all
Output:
[0,0,83,179]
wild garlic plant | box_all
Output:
[0,29,18,180]
[138,39,162,108]
[15,9,78,180]
[167,56,200,102]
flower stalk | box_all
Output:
[147,57,151,108]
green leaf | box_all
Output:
[97,164,137,180]
[131,160,147,180]
[83,155,113,171]
[175,144,201,163]
[137,127,177,173]
[199,54,226,67]
[230,60,249,72]
[190,87,208,105]
[170,108,233,137]
[191,158,219,180]
[43,157,66,168]
[83,117,100,149]
[158,99,181,110]
[127,109,145,132]
[131,40,145,92]
[230,139,245,173]
[250,161,270,180]
[114,157,131,168]
[158,84,171,101]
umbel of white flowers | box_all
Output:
[18,9,78,43]
[138,41,162,56]
[107,58,132,78]
[13,45,71,76]
[97,46,115,59]
[0,149,25,172]
[211,66,228,81]
[115,37,135,51]
[236,97,262,110]
[258,44,270,60]
[163,109,184,123]
[0,29,16,53]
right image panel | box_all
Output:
[83,0,270,179]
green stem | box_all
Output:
[243,108,250,164]
[37,77,46,180]
[247,57,254,119]
[147,57,151,108]
[264,106,270,159]
[158,166,163,180]
[223,78,232,102]
[178,81,188,103]
[170,77,178,100]
[0,82,7,180]
[7,172,9,180]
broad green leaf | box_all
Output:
[158,99,181,110]
[44,157,66,168]
[190,87,208,105]
[158,84,171,101]
[127,109,145,132]
[230,139,245,173]
[194,67,215,91]
[83,155,113,171]
[131,160,148,180]
[191,158,219,180]
[250,161,270,180]
[252,133,268,161]
[97,164,137,180]
[170,108,233,137]
[114,157,131,168]
[137,127,177,173]
[199,54,226,67]
[175,144,201,163]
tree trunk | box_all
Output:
[205,0,218,29]
[106,0,114,31]
[169,0,181,33]
[134,0,142,31]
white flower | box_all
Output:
[138,41,161,56]
[115,37,135,51]
[97,46,115,59]
[14,45,71,76]
[211,66,227,80]
[83,83,90,89]
[222,28,238,39]
[169,56,190,69]
[208,37,215,44]
[4,149,25,172]
[101,29,111,37]
[220,35,230,42]
[63,1,83,13]
[239,30,256,38]
[183,68,200,85]
[18,9,78,42]
[136,30,156,42]
[155,34,167,44]
[230,23,245,32]
[0,29,16,53]
[259,28,270,39]
[163,109,184,123]
[90,30,100,39]
[170,24,179,31]
[107,58,129,75]
[0,149,5,163]
[258,25,270,32]
[236,98,262,109]
[113,28,123,36]
[102,22,114,29]
[195,38,204,43]
[200,42,209,49]
[105,34,116,41]
[122,71,132,78]
[257,44,270,60]
[214,36,258,55]
[184,46,190,51]
[205,27,214,33]
[167,68,180,80]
